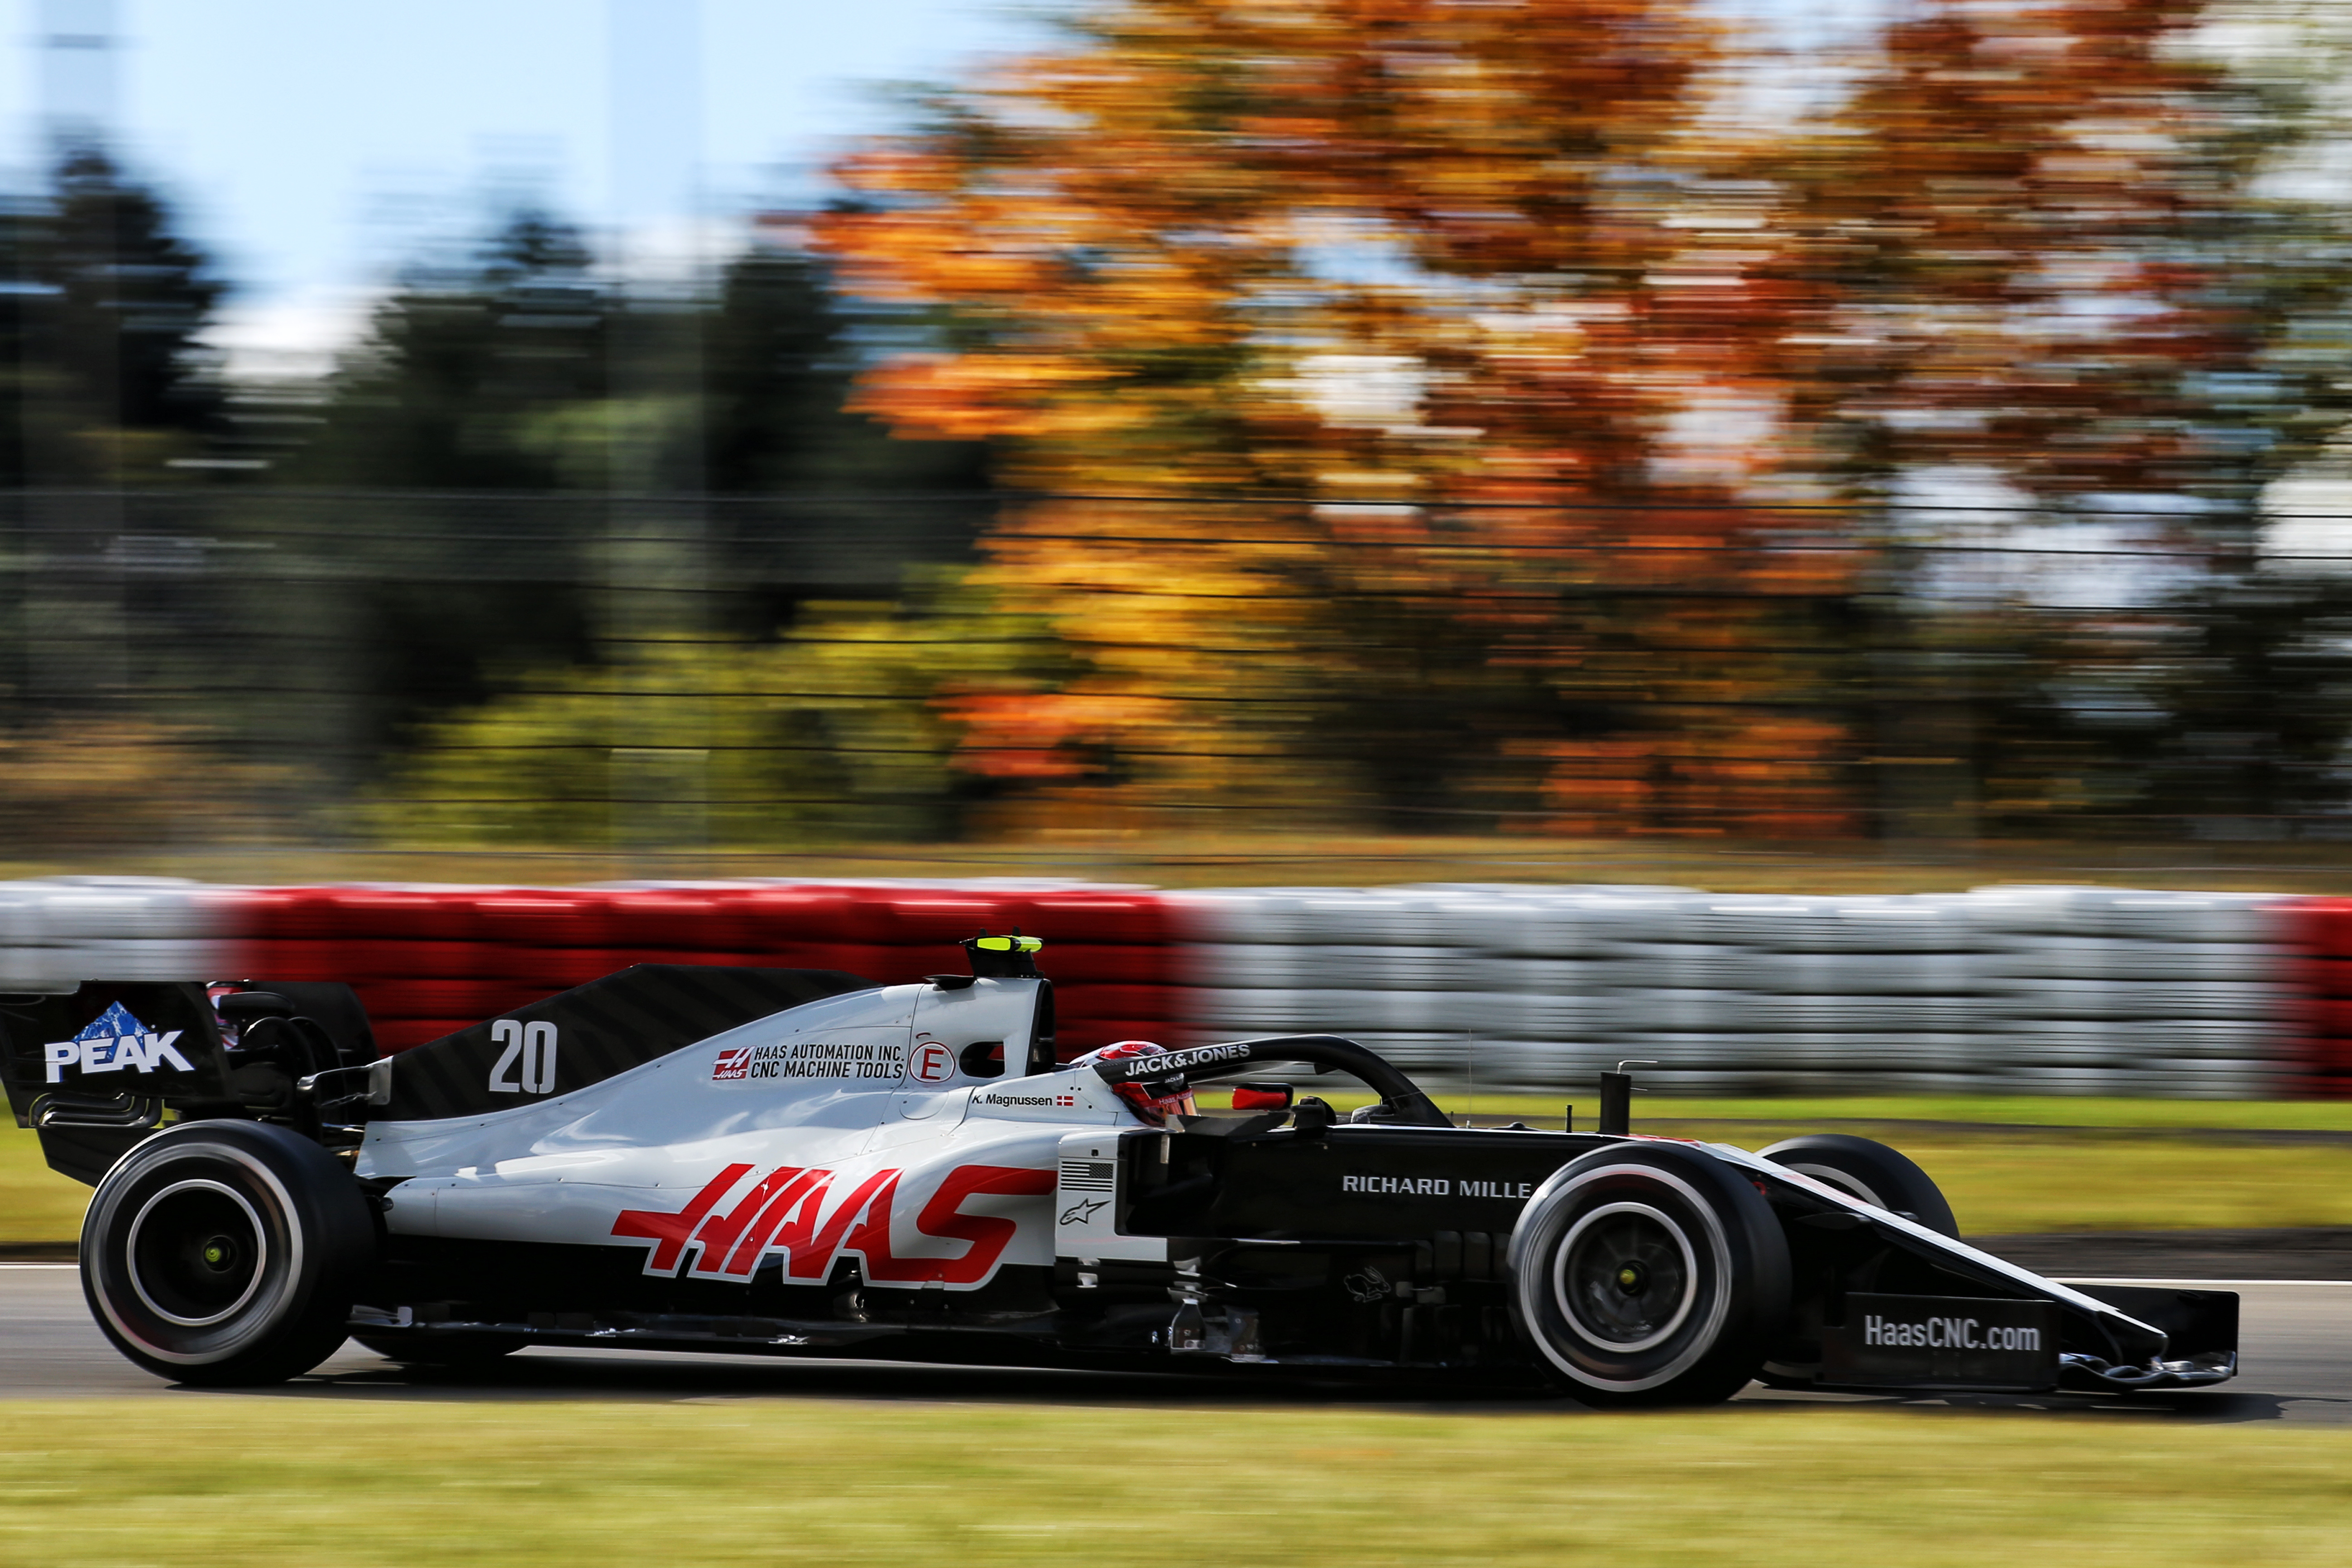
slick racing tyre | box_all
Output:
[81,1121,376,1386]
[1758,1134,1959,1239]
[1509,1143,1789,1407]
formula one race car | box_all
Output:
[1,938,2240,1402]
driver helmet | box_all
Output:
[1071,1039,1196,1127]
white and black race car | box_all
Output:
[1,937,2238,1402]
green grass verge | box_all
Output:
[1,1400,2348,1566]
[1773,1135,2352,1234]
[1252,1091,2352,1234]
[1599,1094,2352,1131]
[1368,1091,2352,1132]
[13,1091,2352,1244]
[0,1120,84,1246]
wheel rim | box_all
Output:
[1513,1160,1741,1393]
[1554,1201,1698,1353]
[126,1180,269,1328]
[87,1140,309,1366]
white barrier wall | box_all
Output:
[0,878,235,991]
[1170,885,2297,1098]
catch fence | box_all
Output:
[5,488,2351,852]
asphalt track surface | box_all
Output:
[0,1265,2345,1421]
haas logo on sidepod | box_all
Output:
[611,1163,1054,1288]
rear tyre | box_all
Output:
[1508,1143,1790,1406]
[80,1121,375,1387]
[1758,1134,1958,1239]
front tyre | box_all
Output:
[1508,1144,1790,1407]
[81,1121,375,1386]
[1758,1134,1958,1239]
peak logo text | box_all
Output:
[43,1003,195,1085]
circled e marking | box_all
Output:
[909,1040,955,1084]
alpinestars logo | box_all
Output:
[43,1002,195,1084]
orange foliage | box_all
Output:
[816,0,2239,837]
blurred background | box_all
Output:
[8,0,2352,882]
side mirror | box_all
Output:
[1292,1096,1337,1137]
[1230,1081,1294,1112]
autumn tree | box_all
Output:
[1767,0,2352,833]
[821,0,1865,836]
[1771,0,2274,508]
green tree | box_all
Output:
[292,210,986,496]
[269,209,995,836]
[289,211,608,490]
[704,236,987,495]
[0,147,225,485]
[367,583,1064,847]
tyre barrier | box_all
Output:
[1166,884,2306,1098]
[0,876,2339,1097]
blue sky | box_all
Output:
[0,0,1898,373]
[0,0,1054,367]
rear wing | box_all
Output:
[0,983,230,1183]
[2,965,882,1181]
[0,980,381,1184]
[4,964,915,1183]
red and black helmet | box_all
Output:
[1072,1039,1197,1127]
